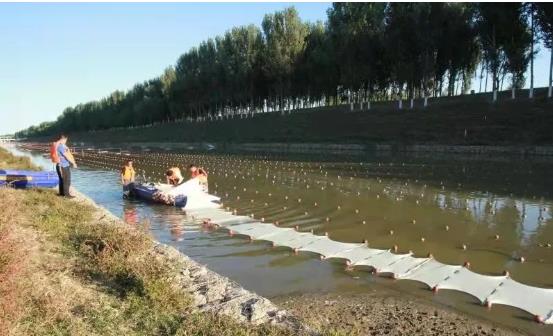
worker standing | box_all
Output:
[56,134,78,198]
[121,159,136,185]
[49,135,63,196]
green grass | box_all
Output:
[1,188,311,336]
[61,88,553,146]
[0,147,39,170]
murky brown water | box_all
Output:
[8,144,553,335]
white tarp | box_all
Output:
[184,206,553,323]
[194,212,236,222]
[211,216,256,227]
[228,223,287,239]
[328,246,386,264]
[486,278,553,321]
[436,268,507,303]
[401,259,462,289]
[155,178,220,209]
[187,209,230,218]
[262,229,323,249]
[298,237,364,258]
[354,250,412,272]
[379,256,430,278]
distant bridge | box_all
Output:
[0,135,16,143]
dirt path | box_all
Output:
[275,291,525,336]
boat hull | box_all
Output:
[0,169,59,189]
[126,183,188,207]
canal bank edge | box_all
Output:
[72,141,553,157]
[68,189,310,333]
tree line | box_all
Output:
[17,3,553,138]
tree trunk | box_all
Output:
[484,66,489,93]
[549,47,553,98]
[479,63,484,93]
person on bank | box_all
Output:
[165,167,184,186]
[52,134,77,197]
[49,135,63,196]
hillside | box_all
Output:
[61,89,553,147]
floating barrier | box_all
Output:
[187,207,553,324]
[0,169,59,189]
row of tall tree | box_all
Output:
[17,3,553,138]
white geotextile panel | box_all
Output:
[192,210,232,218]
[298,237,364,258]
[192,208,228,215]
[228,223,291,240]
[286,234,327,249]
[328,246,385,264]
[380,256,430,278]
[486,278,553,321]
[401,259,462,288]
[200,214,239,223]
[437,268,506,303]
[193,211,553,323]
[253,229,306,246]
[212,216,255,227]
[265,229,324,249]
[187,209,229,218]
[354,251,412,271]
[228,223,274,236]
[249,227,294,241]
[254,227,296,240]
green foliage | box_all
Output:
[476,3,532,91]
[536,3,553,48]
[17,3,541,139]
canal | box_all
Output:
[7,143,553,335]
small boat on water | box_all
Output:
[0,169,59,189]
[125,177,220,209]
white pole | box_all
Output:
[410,98,414,109]
[398,99,403,109]
[367,101,371,110]
[512,87,515,100]
[493,90,497,102]
[350,102,354,111]
[547,47,553,98]
[424,96,428,107]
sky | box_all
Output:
[0,2,330,134]
[0,2,551,135]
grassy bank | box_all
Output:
[0,149,318,335]
[0,147,39,170]
[56,89,553,146]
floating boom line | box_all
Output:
[186,207,553,324]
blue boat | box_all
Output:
[0,170,59,189]
[126,182,188,207]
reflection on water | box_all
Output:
[5,143,553,334]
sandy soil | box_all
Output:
[275,291,526,336]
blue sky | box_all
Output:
[0,2,330,134]
[0,3,550,135]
